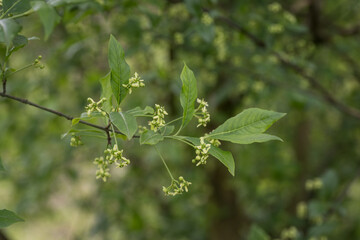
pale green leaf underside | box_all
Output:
[180,136,235,176]
[110,112,138,140]
[126,106,154,116]
[179,64,197,129]
[108,35,130,105]
[207,108,286,144]
[140,130,164,145]
[214,133,283,144]
[0,19,21,47]
[99,73,113,112]
[0,209,24,228]
[31,1,60,40]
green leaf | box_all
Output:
[72,118,80,126]
[3,0,31,15]
[213,133,283,144]
[0,209,24,228]
[12,34,28,52]
[108,35,130,105]
[99,73,113,112]
[0,19,21,47]
[247,225,270,240]
[179,136,235,176]
[109,112,138,140]
[161,125,175,136]
[206,108,286,144]
[179,64,197,129]
[126,106,154,116]
[140,130,164,145]
[0,157,6,172]
[31,1,60,40]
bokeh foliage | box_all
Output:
[1,0,360,239]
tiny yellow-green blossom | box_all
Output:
[122,72,145,94]
[70,133,82,147]
[296,201,307,219]
[138,125,148,134]
[93,144,130,182]
[104,144,130,168]
[280,226,298,239]
[305,177,323,191]
[174,32,184,45]
[284,11,296,24]
[209,139,221,147]
[85,97,107,116]
[196,98,210,127]
[93,156,110,182]
[34,55,45,69]
[268,24,284,34]
[192,137,211,166]
[201,13,213,25]
[268,2,282,12]
[149,104,168,132]
[162,176,192,196]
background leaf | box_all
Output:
[108,35,130,105]
[3,0,31,15]
[0,157,6,172]
[109,112,138,140]
[0,209,24,228]
[31,1,60,41]
[207,108,286,144]
[0,19,21,47]
[179,64,198,129]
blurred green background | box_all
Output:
[1,0,360,239]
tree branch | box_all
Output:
[0,92,125,136]
[210,9,360,120]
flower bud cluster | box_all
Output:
[192,137,211,166]
[296,201,307,219]
[104,144,130,168]
[162,176,192,196]
[149,104,168,132]
[280,226,298,240]
[196,98,210,127]
[305,178,323,191]
[70,133,82,147]
[85,97,107,116]
[138,125,148,134]
[209,139,221,147]
[93,144,130,182]
[34,55,45,69]
[122,72,145,94]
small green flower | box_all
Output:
[70,133,82,147]
[209,139,221,147]
[196,98,210,127]
[162,176,192,196]
[192,137,211,166]
[149,104,168,132]
[122,72,145,94]
[85,97,107,116]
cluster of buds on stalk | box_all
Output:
[34,55,45,69]
[209,138,221,147]
[196,98,210,127]
[93,144,130,182]
[70,133,82,147]
[149,104,168,131]
[192,137,211,166]
[85,97,107,116]
[122,72,145,94]
[162,176,192,196]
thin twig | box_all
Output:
[0,92,125,136]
